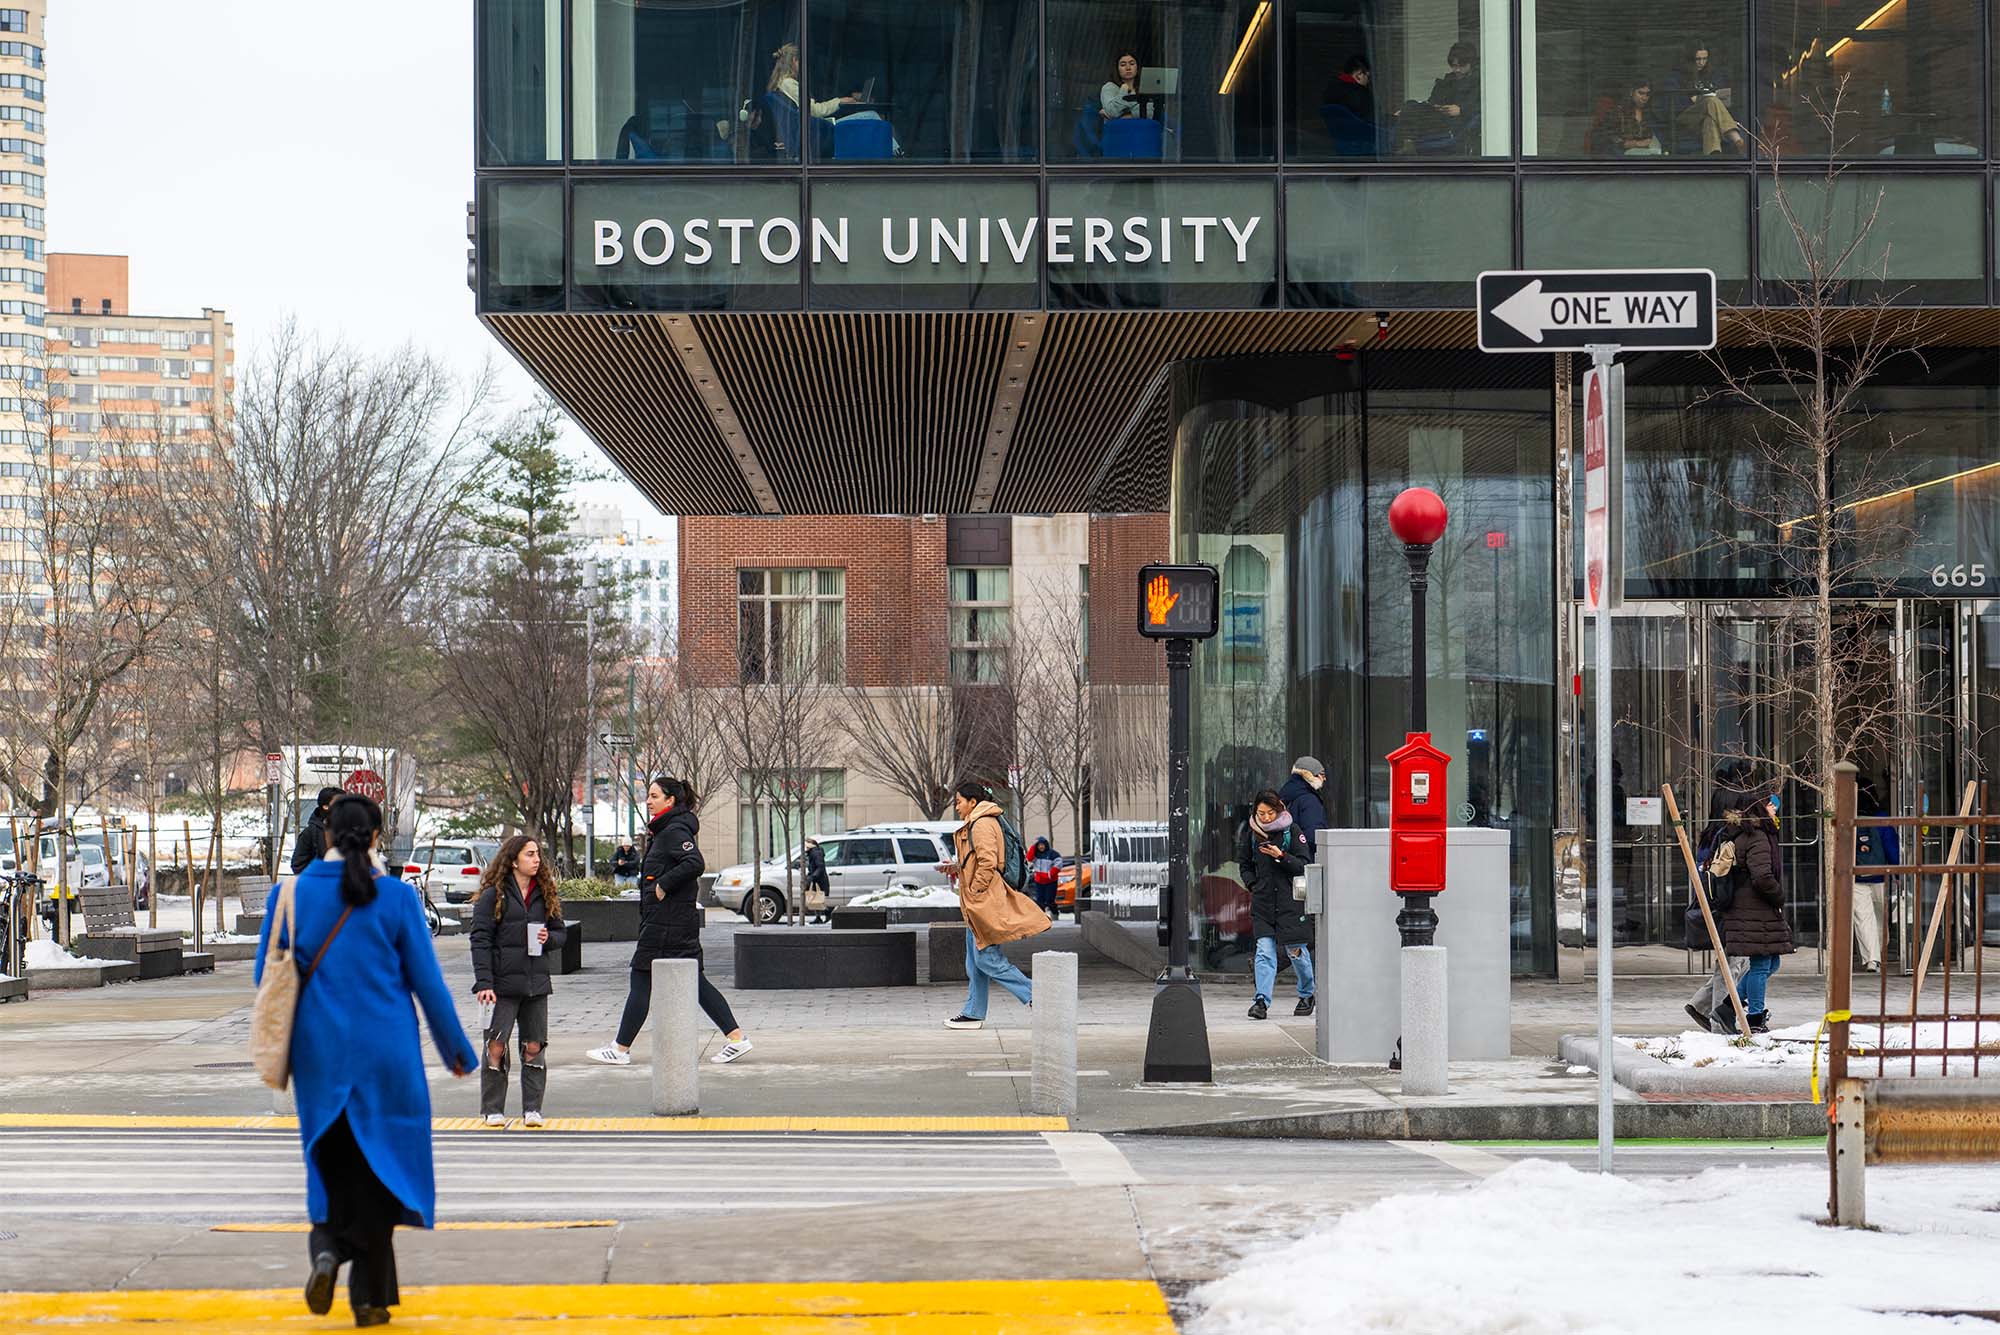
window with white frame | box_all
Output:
[737,768,846,863]
[949,566,1010,684]
[738,567,845,684]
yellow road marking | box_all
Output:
[0,1113,1068,1133]
[0,1280,1173,1333]
[211,1221,617,1233]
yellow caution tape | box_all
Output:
[1811,1009,1854,1105]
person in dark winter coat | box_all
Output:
[469,835,567,1127]
[1240,789,1315,1020]
[1850,777,1898,972]
[291,787,346,874]
[802,838,832,923]
[1028,837,1062,918]
[587,777,752,1067]
[1708,791,1792,1032]
[610,841,641,888]
[256,793,476,1328]
[1685,765,1755,1032]
[1276,758,1328,864]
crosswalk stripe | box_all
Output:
[0,1113,1069,1132]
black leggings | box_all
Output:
[309,1113,403,1312]
[616,947,739,1047]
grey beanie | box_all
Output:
[1292,756,1325,777]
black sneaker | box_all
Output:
[305,1251,338,1316]
[1294,996,1316,1017]
[1684,1004,1714,1033]
[1247,998,1268,1021]
[943,1014,983,1030]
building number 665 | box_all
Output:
[1930,563,1988,588]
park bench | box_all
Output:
[74,884,186,979]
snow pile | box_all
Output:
[1193,1160,2000,1335]
[850,885,961,909]
[25,939,122,969]
[1623,1020,2000,1071]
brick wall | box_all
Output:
[1089,513,1170,687]
[678,515,950,688]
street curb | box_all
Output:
[1116,1099,1827,1141]
[1559,1034,1814,1099]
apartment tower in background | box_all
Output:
[0,3,44,496]
[45,254,233,467]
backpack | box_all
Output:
[980,812,1029,892]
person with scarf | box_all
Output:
[1240,789,1315,1019]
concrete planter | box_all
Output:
[553,920,584,975]
[563,897,642,943]
[27,960,139,989]
[0,975,27,1001]
[206,940,260,962]
[735,929,917,989]
[235,913,265,938]
[883,906,964,926]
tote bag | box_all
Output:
[248,879,353,1091]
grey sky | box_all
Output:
[45,0,657,523]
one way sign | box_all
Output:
[1477,269,1716,354]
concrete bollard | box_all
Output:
[649,957,700,1116]
[1030,951,1078,1117]
[1400,944,1449,1096]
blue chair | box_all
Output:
[1102,116,1164,159]
[760,91,830,160]
[833,116,894,160]
[1413,107,1479,155]
[1319,103,1381,156]
[1073,105,1105,157]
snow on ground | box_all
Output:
[1192,1160,2000,1335]
[850,886,962,909]
[1623,1021,2000,1070]
[24,939,123,969]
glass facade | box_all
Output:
[1170,353,1558,975]
[477,0,2000,315]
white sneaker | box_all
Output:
[711,1039,753,1065]
[944,1014,983,1030]
[522,1111,546,1128]
[586,1045,631,1066]
[483,1113,507,1128]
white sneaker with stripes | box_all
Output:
[586,1045,631,1066]
[711,1039,753,1065]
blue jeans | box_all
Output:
[962,931,1033,1019]
[1739,955,1781,1013]
[1253,937,1315,1004]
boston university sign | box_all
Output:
[592,212,1266,270]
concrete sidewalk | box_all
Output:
[0,915,1919,1137]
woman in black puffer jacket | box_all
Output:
[586,777,752,1067]
[469,835,566,1126]
[1713,792,1792,1032]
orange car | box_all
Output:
[1053,859,1092,917]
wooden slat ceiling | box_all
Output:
[484,306,2000,518]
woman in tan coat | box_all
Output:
[944,780,1050,1029]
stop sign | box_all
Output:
[344,769,387,805]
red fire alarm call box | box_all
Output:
[1386,732,1451,893]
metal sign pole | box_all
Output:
[1585,343,1624,1174]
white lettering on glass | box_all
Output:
[1222,216,1260,264]
[883,218,919,265]
[760,217,801,265]
[717,218,753,265]
[683,219,713,266]
[632,219,674,266]
[811,216,849,264]
[594,220,625,266]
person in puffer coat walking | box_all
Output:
[1713,791,1792,1033]
[588,776,753,1067]
[469,835,566,1127]
[1240,788,1315,1020]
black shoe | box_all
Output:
[1684,1004,1714,1033]
[305,1251,338,1315]
[1247,998,1268,1020]
[353,1305,391,1327]
[1294,996,1315,1017]
[1748,1011,1770,1034]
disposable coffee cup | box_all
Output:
[527,929,543,957]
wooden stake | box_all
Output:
[1662,783,1752,1039]
[1912,780,1978,997]
[183,822,200,952]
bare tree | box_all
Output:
[630,654,729,821]
[716,671,777,923]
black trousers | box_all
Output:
[309,1113,403,1312]
[617,940,739,1046]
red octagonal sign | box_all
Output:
[344,769,387,805]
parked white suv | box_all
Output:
[708,823,955,923]
[405,840,499,903]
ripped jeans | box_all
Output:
[1253,937,1316,1004]
[481,993,549,1117]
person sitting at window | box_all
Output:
[1593,76,1663,156]
[1667,42,1746,155]
[1319,53,1374,126]
[1395,41,1479,153]
[761,42,898,156]
[1101,51,1142,119]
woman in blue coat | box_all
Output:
[255,794,476,1328]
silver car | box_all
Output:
[708,825,955,923]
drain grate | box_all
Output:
[194,1061,256,1070]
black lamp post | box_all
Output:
[1387,486,1449,949]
